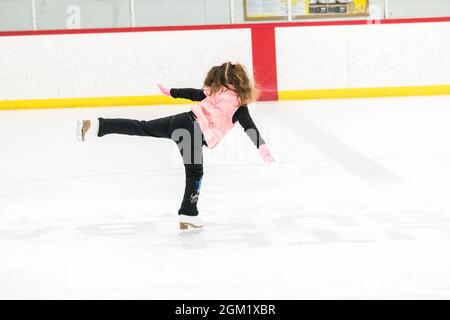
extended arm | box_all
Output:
[170,88,207,101]
[158,84,206,101]
[233,107,274,163]
[233,106,265,148]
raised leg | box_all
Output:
[98,116,172,139]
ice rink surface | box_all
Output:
[1,96,450,299]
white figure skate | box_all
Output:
[179,214,204,230]
[77,119,98,142]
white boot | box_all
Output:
[77,119,99,142]
[179,214,204,230]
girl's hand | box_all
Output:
[258,144,275,163]
[157,83,171,97]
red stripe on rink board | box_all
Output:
[251,27,278,101]
[1,17,450,37]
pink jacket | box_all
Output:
[191,86,241,149]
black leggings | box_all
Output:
[98,111,204,216]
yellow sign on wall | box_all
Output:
[244,0,369,20]
[353,0,369,13]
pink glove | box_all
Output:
[157,83,171,97]
[258,144,275,163]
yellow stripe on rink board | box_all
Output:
[0,95,191,111]
[2,85,450,111]
[279,85,450,100]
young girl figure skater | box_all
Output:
[77,62,274,230]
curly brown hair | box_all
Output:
[203,62,258,105]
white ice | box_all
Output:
[1,96,450,299]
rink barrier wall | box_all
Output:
[1,17,450,111]
[275,19,450,96]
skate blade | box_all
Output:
[180,222,204,230]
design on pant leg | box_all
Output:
[190,178,202,204]
[190,193,199,203]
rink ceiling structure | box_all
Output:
[1,17,450,110]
